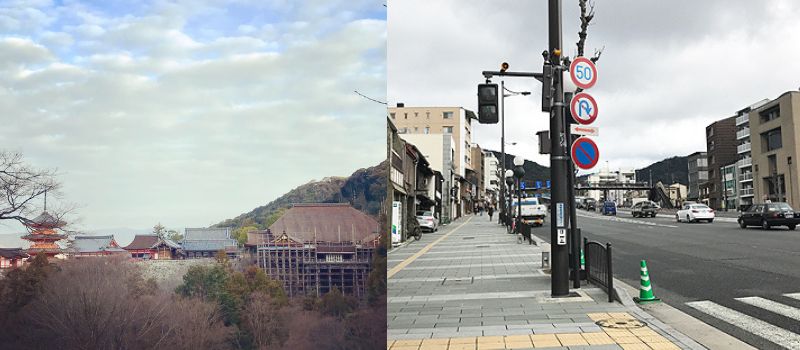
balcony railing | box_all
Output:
[736,127,750,140]
[738,158,752,168]
[735,114,749,126]
[737,142,751,153]
[740,188,754,196]
[739,172,753,182]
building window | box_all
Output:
[414,112,418,118]
[762,128,782,152]
[398,127,408,134]
[759,105,780,123]
[414,127,418,133]
[424,127,430,134]
[404,113,408,119]
[426,112,430,119]
[443,126,453,133]
[389,112,395,119]
[443,111,453,119]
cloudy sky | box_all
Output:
[0,0,386,234]
[388,0,800,174]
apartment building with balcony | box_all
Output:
[750,91,800,207]
[687,152,708,201]
[483,151,500,202]
[735,99,769,210]
[705,116,738,209]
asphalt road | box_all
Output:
[532,209,800,350]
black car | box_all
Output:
[632,201,659,218]
[738,202,800,230]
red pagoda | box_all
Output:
[21,211,67,258]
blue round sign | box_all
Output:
[571,137,599,170]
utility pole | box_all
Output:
[548,0,570,297]
[500,80,507,225]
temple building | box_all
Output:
[181,228,238,259]
[254,203,381,298]
[21,211,67,259]
[0,248,29,269]
[124,234,181,260]
[68,235,128,257]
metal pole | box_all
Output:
[548,0,569,297]
[517,176,522,234]
[565,92,579,289]
[500,80,506,224]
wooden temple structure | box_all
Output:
[21,211,67,258]
[254,203,381,298]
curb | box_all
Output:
[612,278,756,350]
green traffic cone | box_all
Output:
[634,260,660,303]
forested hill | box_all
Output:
[215,161,386,230]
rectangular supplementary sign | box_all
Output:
[556,202,565,227]
[570,124,599,136]
[557,228,567,245]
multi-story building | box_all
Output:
[735,99,769,210]
[705,116,738,209]
[687,152,708,201]
[585,167,636,202]
[399,133,456,222]
[388,105,475,178]
[483,151,500,204]
[721,163,739,211]
[750,91,800,206]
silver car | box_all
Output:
[416,210,438,232]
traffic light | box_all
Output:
[541,65,553,112]
[477,83,499,124]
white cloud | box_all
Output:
[388,0,800,174]
[0,0,386,233]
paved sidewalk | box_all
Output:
[387,215,702,350]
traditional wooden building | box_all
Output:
[257,203,381,298]
[21,211,67,258]
[0,248,29,269]
[68,235,128,257]
[124,234,180,259]
[181,228,238,259]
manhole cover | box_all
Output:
[595,317,647,329]
[462,237,475,240]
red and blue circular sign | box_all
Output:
[569,57,598,90]
[571,137,599,170]
[570,92,598,125]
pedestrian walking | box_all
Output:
[488,206,494,221]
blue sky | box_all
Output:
[0,0,386,235]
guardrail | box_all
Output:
[583,237,614,302]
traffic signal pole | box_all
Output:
[548,0,570,297]
[500,80,506,225]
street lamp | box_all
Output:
[499,82,531,229]
[505,169,514,228]
[513,157,526,235]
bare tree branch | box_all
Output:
[0,150,69,228]
[576,0,595,58]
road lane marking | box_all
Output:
[686,300,800,349]
[387,253,537,263]
[577,212,678,228]
[784,293,800,301]
[736,297,800,321]
[387,216,473,279]
[399,261,537,270]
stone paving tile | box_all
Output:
[387,217,689,349]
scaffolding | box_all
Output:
[257,234,376,298]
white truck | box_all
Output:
[510,197,548,226]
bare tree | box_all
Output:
[575,0,603,63]
[0,151,64,227]
[241,292,289,349]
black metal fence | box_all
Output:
[583,237,614,302]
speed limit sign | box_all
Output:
[569,57,597,90]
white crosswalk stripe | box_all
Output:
[736,296,800,321]
[687,300,800,349]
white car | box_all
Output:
[416,211,438,232]
[676,203,715,223]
